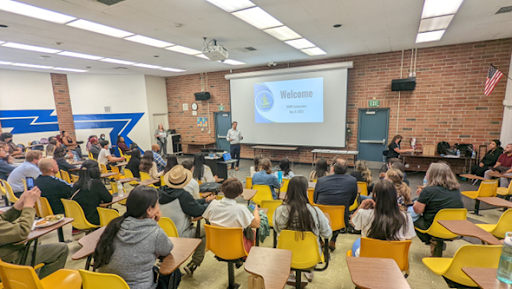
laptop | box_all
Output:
[223,152,231,161]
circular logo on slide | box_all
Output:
[255,90,274,112]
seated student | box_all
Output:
[140,151,161,180]
[88,137,101,160]
[99,134,106,141]
[94,186,174,289]
[45,143,56,158]
[71,160,113,226]
[471,140,502,177]
[252,158,280,199]
[61,131,81,160]
[0,145,15,180]
[116,136,131,155]
[274,158,294,179]
[164,154,179,174]
[413,162,464,255]
[126,149,141,178]
[160,165,215,276]
[35,158,72,215]
[202,178,260,263]
[0,132,22,156]
[379,157,400,178]
[391,161,410,186]
[86,135,98,152]
[309,158,330,182]
[151,144,167,172]
[386,135,413,161]
[350,159,374,193]
[350,180,416,257]
[484,143,512,187]
[0,187,69,278]
[181,159,200,199]
[7,150,42,197]
[385,168,412,208]
[273,176,332,284]
[192,153,217,183]
[98,140,125,167]
[48,136,61,147]
[53,147,77,173]
[250,156,261,177]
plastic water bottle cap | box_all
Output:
[504,233,512,246]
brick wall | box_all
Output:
[50,73,76,140]
[166,39,512,165]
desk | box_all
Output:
[460,174,486,181]
[100,172,117,178]
[462,267,508,289]
[72,226,105,269]
[100,193,129,207]
[488,171,512,179]
[477,197,512,208]
[346,257,410,289]
[138,179,160,186]
[401,153,474,174]
[118,177,138,184]
[160,237,201,289]
[115,162,128,167]
[311,149,359,166]
[438,220,501,245]
[252,145,299,164]
[179,141,216,149]
[243,189,258,202]
[244,247,292,289]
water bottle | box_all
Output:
[117,181,124,197]
[472,151,476,159]
[277,171,283,184]
[456,149,460,158]
[423,176,427,188]
[73,154,78,163]
[497,232,512,284]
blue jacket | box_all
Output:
[0,160,14,180]
[313,173,358,224]
[252,170,280,199]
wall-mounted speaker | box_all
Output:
[391,78,416,91]
[194,92,211,100]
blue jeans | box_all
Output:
[352,238,361,257]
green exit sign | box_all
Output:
[368,100,380,107]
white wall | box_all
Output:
[145,75,168,146]
[501,51,512,146]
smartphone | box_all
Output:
[26,177,34,190]
[248,204,255,211]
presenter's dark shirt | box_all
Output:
[387,142,400,160]
[313,174,357,224]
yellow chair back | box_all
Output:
[55,171,62,179]
[1,180,18,203]
[307,188,315,205]
[99,163,108,174]
[22,179,27,192]
[110,166,122,181]
[252,185,274,205]
[35,197,54,218]
[246,176,252,189]
[60,170,71,184]
[415,208,467,239]
[61,199,99,231]
[497,181,512,196]
[281,178,290,193]
[357,182,368,196]
[71,174,79,183]
[349,198,358,211]
[158,217,179,237]
[260,200,283,227]
[478,209,512,239]
[204,224,248,260]
[277,230,322,270]
[79,269,130,289]
[315,204,346,231]
[160,175,165,187]
[122,169,139,185]
[139,172,157,188]
[88,152,95,160]
[360,237,412,273]
[462,181,498,199]
[97,207,120,227]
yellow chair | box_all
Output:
[349,197,358,212]
[476,209,512,238]
[1,180,18,205]
[415,208,467,257]
[88,152,95,160]
[423,244,502,287]
[79,269,129,289]
[122,169,139,186]
[0,259,82,289]
[357,182,368,196]
[261,199,283,248]
[118,148,130,162]
[497,181,512,200]
[97,207,120,227]
[35,197,54,218]
[109,181,127,205]
[277,230,329,289]
[307,188,315,205]
[71,174,79,183]
[245,176,252,189]
[204,224,248,288]
[110,166,123,181]
[252,185,274,205]
[55,171,62,180]
[22,179,27,192]
[160,175,165,187]
[158,217,179,237]
[461,180,498,214]
[140,172,157,188]
[315,204,346,232]
[99,163,108,174]
[347,238,412,275]
[60,170,71,184]
[281,178,290,193]
[61,199,100,231]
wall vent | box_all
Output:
[104,106,111,113]
[94,0,126,6]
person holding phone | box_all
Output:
[7,150,42,197]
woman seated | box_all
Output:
[126,149,141,178]
[116,136,131,155]
[192,153,217,183]
[45,143,56,158]
[413,162,464,254]
[164,154,179,174]
[61,130,76,148]
[71,160,113,226]
[385,168,411,208]
[350,179,416,257]
[53,147,77,172]
[140,150,162,180]
[86,135,97,152]
[350,160,374,193]
[309,158,329,182]
[93,186,173,289]
[274,158,294,179]
[471,139,503,177]
[252,158,280,199]
[386,135,413,161]
[273,176,332,284]
[250,156,261,177]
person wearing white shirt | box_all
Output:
[98,140,125,168]
[181,159,200,199]
[226,121,243,171]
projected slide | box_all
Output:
[254,77,323,123]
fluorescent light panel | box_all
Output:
[222,59,245,65]
[416,30,445,43]
[53,67,87,72]
[160,67,185,72]
[0,61,13,65]
[232,7,282,29]
[11,63,52,69]
[0,0,76,24]
[165,45,202,55]
[263,26,301,41]
[2,42,61,53]
[124,35,174,48]
[57,51,104,60]
[195,54,210,60]
[205,0,255,13]
[418,15,454,32]
[0,41,5,44]
[67,19,134,38]
[421,0,464,19]
[133,63,162,69]
[285,38,316,49]
[100,58,135,65]
[301,47,326,56]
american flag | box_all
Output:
[484,65,504,96]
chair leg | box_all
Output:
[473,199,481,215]
[295,270,302,289]
[273,230,277,248]
[433,240,444,257]
[227,261,239,289]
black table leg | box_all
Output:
[255,229,260,246]
[58,227,65,242]
[19,240,34,265]
[30,240,38,267]
[85,255,92,270]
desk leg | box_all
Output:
[19,240,34,266]
[195,219,202,239]
[85,255,92,270]
[30,240,38,267]
[58,227,65,242]
[255,229,260,246]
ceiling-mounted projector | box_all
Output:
[203,45,229,61]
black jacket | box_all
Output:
[34,175,72,215]
[158,186,208,217]
[481,147,503,167]
[313,173,358,223]
[56,157,76,172]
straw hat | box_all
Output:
[164,165,192,189]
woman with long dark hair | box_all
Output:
[309,158,329,181]
[386,135,414,161]
[275,158,294,179]
[54,147,77,172]
[471,139,503,177]
[94,186,173,289]
[126,149,141,178]
[192,153,216,182]
[164,154,179,174]
[116,136,131,155]
[140,150,160,179]
[71,160,112,225]
[350,180,415,256]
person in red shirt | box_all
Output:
[484,143,512,187]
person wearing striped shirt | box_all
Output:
[34,158,72,215]
[152,144,167,172]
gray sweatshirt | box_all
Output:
[99,217,173,289]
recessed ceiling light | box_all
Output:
[195,54,210,60]
[124,35,174,48]
[0,61,12,65]
[263,26,301,41]
[284,38,316,49]
[205,0,256,13]
[232,7,283,30]
[421,0,464,19]
[53,67,87,72]
[2,42,61,53]
[333,24,342,28]
[133,63,162,69]
[165,45,202,55]
[222,59,245,65]
[0,0,76,24]
[57,51,104,60]
[100,58,135,65]
[160,67,186,72]
[301,47,327,56]
[418,15,454,32]
[12,63,52,69]
[416,30,445,43]
[66,19,134,38]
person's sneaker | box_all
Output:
[328,241,336,251]
[304,272,314,282]
[286,273,308,288]
[183,262,197,277]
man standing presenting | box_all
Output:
[226,121,243,171]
